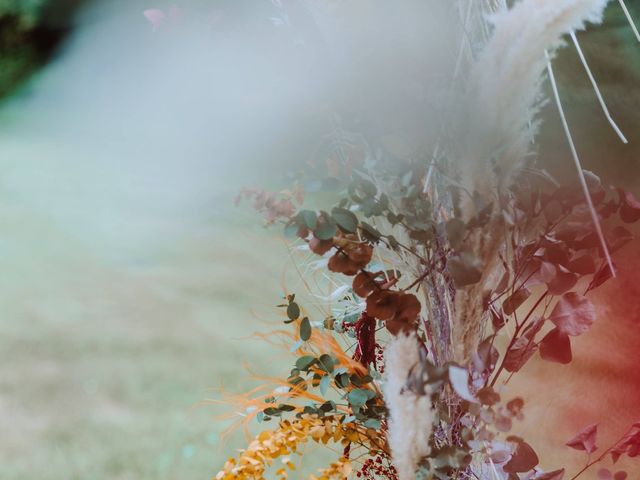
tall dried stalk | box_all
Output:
[383,333,434,480]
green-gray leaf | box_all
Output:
[300,317,312,341]
[319,375,330,396]
[347,388,375,407]
[297,210,317,230]
[295,355,316,371]
[331,207,359,233]
[318,354,335,373]
[287,302,300,321]
[314,211,337,240]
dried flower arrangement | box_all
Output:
[214,0,640,479]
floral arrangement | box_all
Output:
[211,0,640,479]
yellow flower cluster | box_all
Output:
[215,416,367,480]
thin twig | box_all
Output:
[568,423,638,480]
[618,0,640,43]
[489,290,549,387]
[570,31,627,143]
[545,50,616,278]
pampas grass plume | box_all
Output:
[383,334,434,480]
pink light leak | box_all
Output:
[143,5,182,32]
[143,9,165,31]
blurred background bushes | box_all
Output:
[0,0,83,98]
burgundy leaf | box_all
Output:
[619,189,640,223]
[366,290,397,320]
[503,440,539,473]
[477,386,501,406]
[539,328,572,364]
[507,397,525,418]
[309,236,334,255]
[503,318,544,373]
[490,450,511,464]
[610,427,640,462]
[584,170,606,204]
[587,263,614,293]
[503,288,531,315]
[543,242,570,267]
[567,254,596,275]
[496,270,510,294]
[495,413,513,432]
[492,308,506,330]
[503,338,538,373]
[566,423,598,454]
[597,469,612,480]
[474,336,499,375]
[546,266,578,296]
[352,271,380,298]
[538,261,557,283]
[609,226,633,254]
[549,293,596,336]
[533,469,565,480]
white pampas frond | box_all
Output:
[461,0,610,188]
[449,0,610,362]
[383,334,434,480]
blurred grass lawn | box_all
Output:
[2,2,640,479]
[0,202,301,479]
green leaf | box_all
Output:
[284,222,298,238]
[287,302,300,321]
[319,375,330,396]
[318,354,335,373]
[387,212,404,225]
[314,211,337,240]
[331,207,359,233]
[363,418,381,429]
[335,372,350,389]
[278,404,296,412]
[359,179,377,197]
[347,388,375,407]
[386,235,400,250]
[359,222,382,243]
[299,317,312,341]
[296,210,317,229]
[302,405,318,415]
[295,355,317,371]
[319,400,335,412]
[350,374,373,386]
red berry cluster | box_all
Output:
[375,342,385,374]
[356,454,398,479]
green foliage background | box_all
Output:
[0,0,82,98]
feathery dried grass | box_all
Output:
[461,0,609,191]
[450,0,610,362]
[383,334,434,480]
